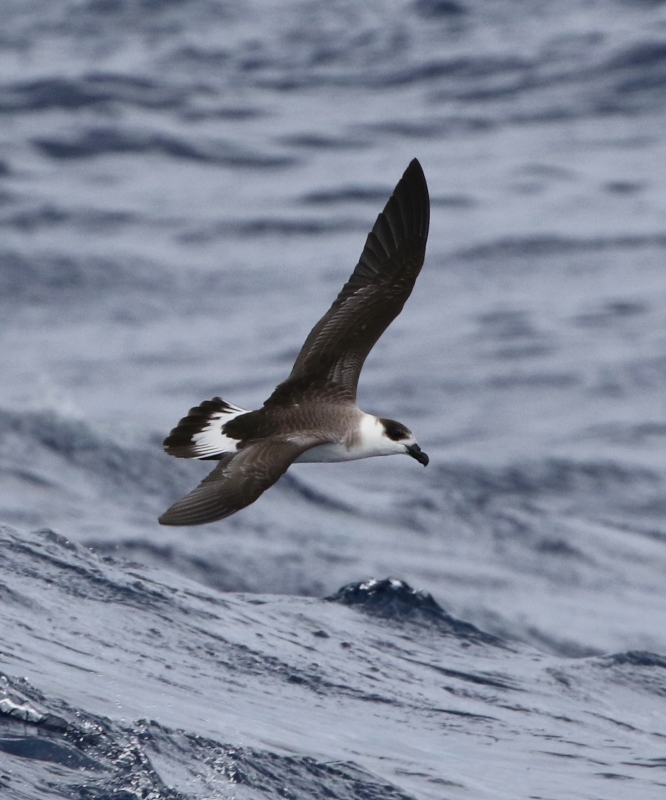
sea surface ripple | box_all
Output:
[1,2,666,797]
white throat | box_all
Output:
[294,413,408,464]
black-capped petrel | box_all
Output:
[159,158,430,525]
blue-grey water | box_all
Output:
[1,1,666,797]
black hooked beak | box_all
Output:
[406,443,429,466]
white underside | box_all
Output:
[294,441,393,463]
[295,413,409,462]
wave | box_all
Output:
[455,233,666,262]
[3,523,665,798]
[0,250,166,303]
[434,458,662,508]
[327,578,501,645]
[33,127,296,168]
[0,409,191,502]
[0,74,183,114]
[178,215,360,243]
[0,669,417,800]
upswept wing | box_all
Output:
[271,158,429,404]
[158,437,318,526]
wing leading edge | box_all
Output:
[268,158,429,404]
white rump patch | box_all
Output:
[163,397,250,460]
[189,402,247,459]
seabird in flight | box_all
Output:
[159,158,430,525]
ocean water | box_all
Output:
[1,1,666,797]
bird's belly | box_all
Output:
[295,441,391,463]
[295,442,364,463]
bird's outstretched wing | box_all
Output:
[268,158,429,405]
[159,437,318,526]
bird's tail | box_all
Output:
[163,397,248,460]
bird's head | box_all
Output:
[378,418,429,466]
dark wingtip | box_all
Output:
[158,459,239,526]
[406,157,424,176]
[158,503,193,525]
[158,497,205,526]
[158,497,222,526]
[158,506,211,527]
[403,158,427,190]
[393,158,429,242]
